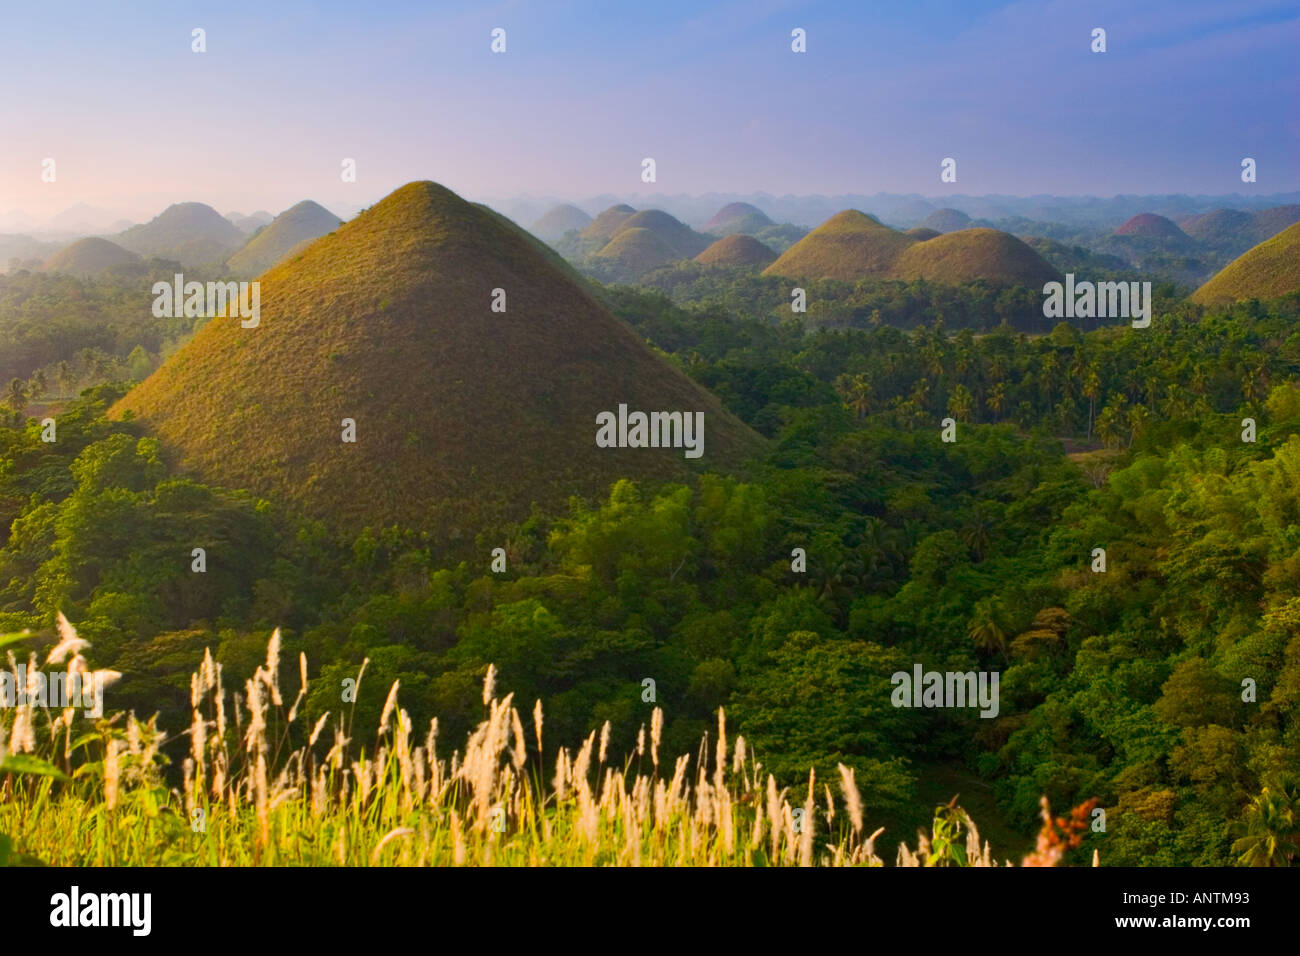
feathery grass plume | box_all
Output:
[288,652,308,723]
[598,720,611,765]
[636,724,645,758]
[714,708,727,793]
[510,707,527,771]
[308,713,329,747]
[838,763,864,835]
[532,698,543,756]
[379,680,400,732]
[103,738,121,810]
[46,612,90,666]
[799,767,816,866]
[650,707,663,769]
[371,826,414,863]
[482,664,497,707]
[264,628,283,706]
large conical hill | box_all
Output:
[110,182,762,538]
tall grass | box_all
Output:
[0,621,1095,867]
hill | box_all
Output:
[1115,213,1186,239]
[763,210,916,281]
[116,202,244,266]
[582,205,638,243]
[226,201,342,278]
[701,202,775,236]
[919,208,972,233]
[42,237,143,276]
[1249,205,1300,243]
[590,226,681,276]
[530,204,593,240]
[610,209,711,259]
[109,181,762,538]
[890,228,1061,286]
[1180,208,1252,246]
[904,227,941,241]
[1191,221,1300,306]
[694,234,778,268]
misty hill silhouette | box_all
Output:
[530,204,593,240]
[116,202,244,267]
[227,200,342,277]
[43,237,142,276]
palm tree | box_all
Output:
[1083,368,1101,440]
[961,502,996,560]
[986,381,1007,422]
[967,599,1008,657]
[5,378,27,412]
[947,384,974,423]
[1231,777,1300,866]
[1125,403,1150,448]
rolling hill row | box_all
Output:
[38,200,345,279]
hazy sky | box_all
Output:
[0,0,1296,223]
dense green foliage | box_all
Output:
[3,266,1300,864]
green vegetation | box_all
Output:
[3,182,1300,867]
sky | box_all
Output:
[0,0,1296,225]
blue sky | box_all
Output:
[0,0,1295,221]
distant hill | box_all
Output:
[530,204,593,240]
[611,210,711,258]
[1192,222,1300,306]
[1248,205,1300,243]
[905,227,942,241]
[695,234,777,268]
[919,208,972,233]
[226,201,342,277]
[890,228,1061,286]
[582,205,638,243]
[763,210,916,281]
[43,237,143,276]
[591,227,681,276]
[1180,208,1253,246]
[702,202,775,236]
[1115,213,1187,240]
[0,234,64,270]
[116,202,244,267]
[110,181,762,538]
